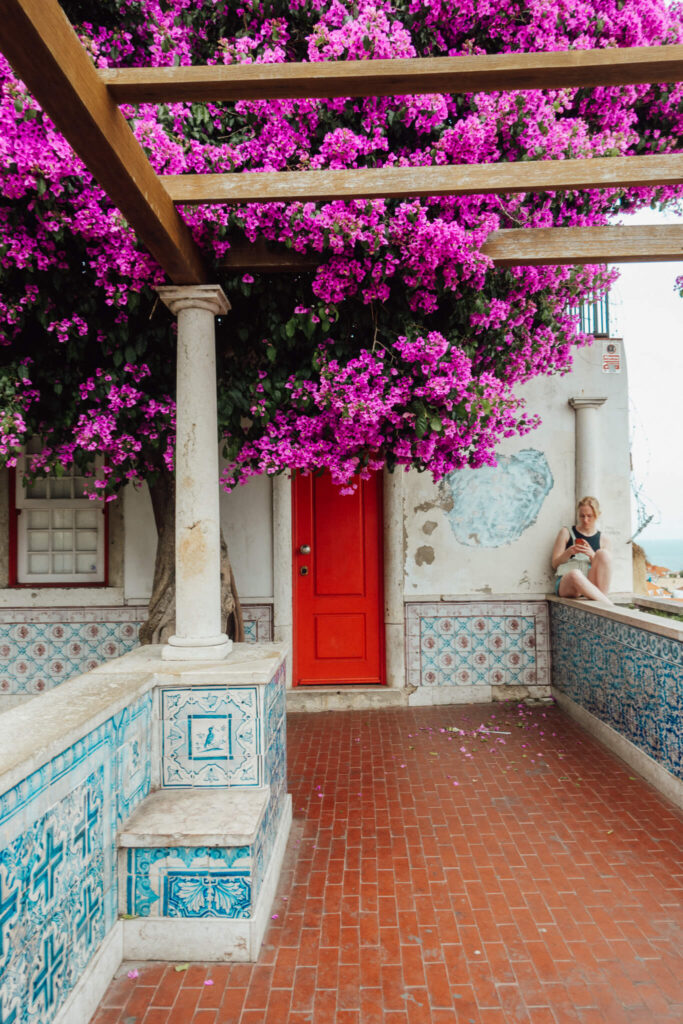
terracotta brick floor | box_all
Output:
[91,702,683,1024]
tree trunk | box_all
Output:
[138,473,244,646]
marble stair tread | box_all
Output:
[118,787,269,847]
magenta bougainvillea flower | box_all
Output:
[1,0,682,494]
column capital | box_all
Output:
[157,284,231,317]
[568,396,607,411]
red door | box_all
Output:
[293,471,384,686]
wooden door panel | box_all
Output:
[314,613,366,660]
[313,474,364,595]
[293,472,384,686]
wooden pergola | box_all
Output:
[1,0,682,284]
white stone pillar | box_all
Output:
[568,397,607,504]
[158,285,232,661]
[383,469,406,689]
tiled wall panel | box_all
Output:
[0,604,273,694]
[160,686,261,788]
[550,602,682,780]
[123,847,252,919]
[0,694,152,1023]
[406,601,550,690]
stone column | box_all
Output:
[383,469,406,689]
[158,285,232,661]
[568,397,607,504]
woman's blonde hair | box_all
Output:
[577,496,601,518]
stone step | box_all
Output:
[286,685,408,713]
[119,787,268,848]
[117,786,292,962]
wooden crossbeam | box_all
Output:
[0,0,207,285]
[100,45,683,104]
[219,225,683,271]
[483,224,683,265]
[163,153,683,204]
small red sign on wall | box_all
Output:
[602,341,621,373]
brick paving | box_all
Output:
[91,702,683,1024]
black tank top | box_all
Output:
[565,526,601,552]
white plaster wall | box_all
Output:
[219,470,273,600]
[123,484,157,601]
[403,339,632,597]
[123,472,273,602]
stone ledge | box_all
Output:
[0,587,125,608]
[89,641,288,683]
[548,594,683,641]
[118,787,269,848]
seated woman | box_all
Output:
[551,496,612,603]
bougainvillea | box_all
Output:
[1,0,682,495]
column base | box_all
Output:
[162,634,233,661]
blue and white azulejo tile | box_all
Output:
[161,686,260,787]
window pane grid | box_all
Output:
[20,504,102,580]
[17,444,105,583]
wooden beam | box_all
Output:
[482,224,683,265]
[221,239,321,272]
[0,0,207,285]
[219,225,683,271]
[163,153,683,204]
[100,45,683,104]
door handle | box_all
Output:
[299,544,311,555]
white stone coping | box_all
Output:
[118,788,269,847]
[547,594,683,641]
[405,593,549,602]
[87,642,288,683]
[0,587,125,607]
[0,642,288,799]
[632,595,683,615]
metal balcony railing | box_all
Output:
[569,292,611,337]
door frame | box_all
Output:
[272,470,405,690]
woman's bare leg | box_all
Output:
[558,568,613,604]
[588,549,612,596]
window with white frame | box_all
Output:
[14,440,106,585]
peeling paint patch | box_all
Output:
[413,494,454,514]
[441,449,553,548]
[422,521,438,535]
[415,546,435,566]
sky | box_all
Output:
[609,207,683,542]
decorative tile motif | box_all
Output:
[0,603,271,694]
[0,609,141,695]
[550,603,683,780]
[161,686,260,787]
[406,601,550,689]
[124,847,251,918]
[0,692,152,1024]
[242,604,273,644]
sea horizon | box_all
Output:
[638,537,683,574]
